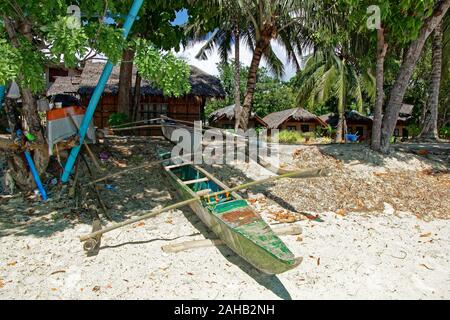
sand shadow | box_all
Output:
[99,232,201,250]
[178,201,293,300]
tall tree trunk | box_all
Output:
[371,28,388,151]
[335,61,347,143]
[117,47,135,117]
[3,16,49,190]
[233,20,241,131]
[239,36,270,131]
[379,0,450,153]
[3,96,19,142]
[131,71,141,121]
[419,22,443,141]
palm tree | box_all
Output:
[190,1,319,128]
[418,22,443,141]
[235,0,312,130]
[187,0,247,130]
[295,50,375,142]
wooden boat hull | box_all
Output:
[159,152,301,274]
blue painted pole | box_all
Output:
[24,150,48,201]
[61,0,144,182]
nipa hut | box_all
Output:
[320,105,414,142]
[47,61,225,135]
[262,107,326,133]
[320,110,373,141]
[208,104,267,129]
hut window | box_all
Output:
[403,128,409,138]
[301,124,309,132]
[356,126,364,136]
[140,103,168,121]
[394,128,400,137]
[287,126,296,131]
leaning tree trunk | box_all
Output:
[233,20,241,131]
[379,0,450,153]
[418,22,443,141]
[3,16,49,190]
[239,36,271,131]
[371,28,388,151]
[117,47,135,117]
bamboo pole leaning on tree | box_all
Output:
[79,167,330,242]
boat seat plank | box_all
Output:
[166,163,189,170]
[196,189,212,196]
[183,177,209,185]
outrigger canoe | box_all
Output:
[157,149,302,275]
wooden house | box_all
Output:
[47,61,225,135]
[320,110,373,141]
[45,64,81,89]
[319,104,414,142]
[394,104,414,138]
[208,104,267,129]
[262,107,326,133]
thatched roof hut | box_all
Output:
[46,76,81,96]
[263,107,326,129]
[400,103,414,116]
[208,104,267,128]
[77,61,225,97]
[320,110,373,127]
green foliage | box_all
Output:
[0,0,193,94]
[277,130,304,144]
[0,38,20,85]
[294,51,375,117]
[46,16,89,68]
[134,39,191,97]
[343,0,436,44]
[205,61,297,118]
[406,123,421,138]
[85,23,125,64]
[439,124,450,139]
[108,112,130,127]
[17,39,46,93]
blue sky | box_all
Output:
[172,9,188,26]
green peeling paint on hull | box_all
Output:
[159,149,301,275]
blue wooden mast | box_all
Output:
[61,0,144,182]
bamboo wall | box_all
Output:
[81,94,206,136]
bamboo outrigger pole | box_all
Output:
[61,0,144,182]
[79,167,330,242]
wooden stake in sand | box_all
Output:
[161,224,302,253]
[79,167,330,242]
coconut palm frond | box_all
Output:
[195,29,222,60]
[262,45,285,78]
[314,65,338,104]
[297,63,326,105]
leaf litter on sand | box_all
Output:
[203,144,449,220]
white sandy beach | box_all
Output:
[1,138,449,299]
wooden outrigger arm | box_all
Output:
[79,167,330,242]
